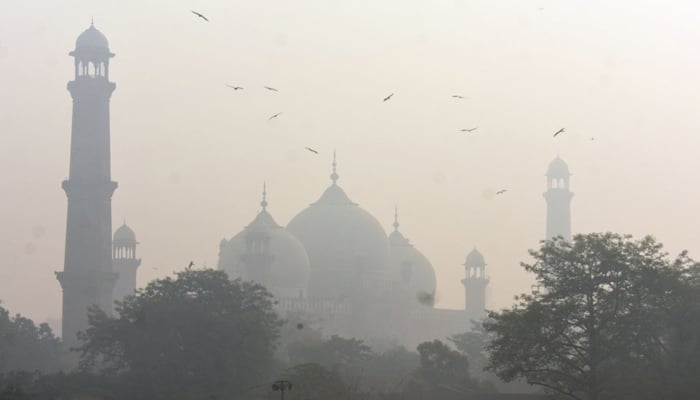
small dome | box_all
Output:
[465,248,486,268]
[76,23,109,49]
[388,228,436,303]
[547,157,570,178]
[114,223,136,243]
[219,197,310,299]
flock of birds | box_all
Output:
[184,8,582,311]
[189,9,574,191]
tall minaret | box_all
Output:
[543,156,574,241]
[462,248,489,320]
[55,23,118,345]
[112,222,141,303]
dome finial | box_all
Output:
[393,204,400,231]
[261,182,268,211]
[91,17,94,27]
[330,150,339,184]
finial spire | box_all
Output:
[91,17,94,27]
[393,204,400,231]
[260,182,268,211]
[330,150,339,184]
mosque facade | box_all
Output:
[219,156,574,347]
[218,156,490,348]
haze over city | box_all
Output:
[2,0,700,329]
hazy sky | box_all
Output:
[2,0,700,327]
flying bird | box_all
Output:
[383,93,394,102]
[452,95,467,99]
[187,261,194,269]
[496,189,507,195]
[191,10,209,21]
[226,85,243,90]
[461,127,478,133]
[264,86,279,92]
[268,112,282,120]
[296,323,304,330]
[553,128,565,137]
[305,147,318,154]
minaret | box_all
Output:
[55,23,118,344]
[112,222,141,303]
[462,248,489,320]
[543,156,574,241]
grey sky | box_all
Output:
[2,0,700,325]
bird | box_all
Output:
[383,93,394,102]
[452,95,467,99]
[591,137,595,141]
[305,147,318,154]
[461,127,478,133]
[187,261,194,269]
[268,112,282,120]
[264,86,279,92]
[553,128,565,137]
[226,85,243,90]
[296,323,304,330]
[496,189,507,195]
[191,10,209,21]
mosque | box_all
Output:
[216,152,573,347]
[56,23,574,348]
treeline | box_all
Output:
[2,233,700,400]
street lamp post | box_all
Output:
[272,380,293,400]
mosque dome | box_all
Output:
[547,156,570,178]
[465,248,486,268]
[219,188,310,299]
[113,222,136,244]
[286,157,390,300]
[388,209,436,305]
[76,23,109,49]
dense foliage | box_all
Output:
[77,269,283,400]
[0,305,64,373]
[485,233,700,400]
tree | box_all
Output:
[77,269,283,400]
[449,323,490,381]
[287,334,373,371]
[0,305,64,373]
[414,340,477,392]
[484,233,700,400]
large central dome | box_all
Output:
[286,157,390,300]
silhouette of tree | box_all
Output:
[485,233,700,400]
[0,304,64,373]
[77,269,282,400]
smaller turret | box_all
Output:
[462,248,489,320]
[544,156,574,241]
[112,221,141,303]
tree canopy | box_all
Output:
[0,304,64,373]
[484,233,700,400]
[77,269,282,400]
